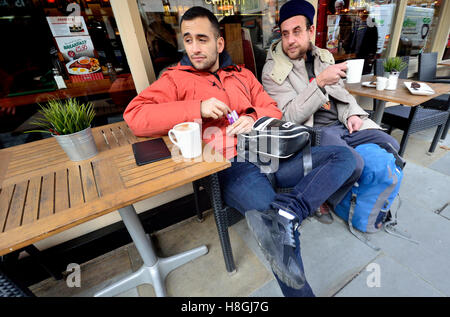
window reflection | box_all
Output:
[398,0,441,56]
[0,0,136,149]
[316,0,397,74]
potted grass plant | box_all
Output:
[383,57,408,90]
[26,98,98,161]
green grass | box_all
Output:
[26,98,96,135]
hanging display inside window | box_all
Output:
[47,16,104,83]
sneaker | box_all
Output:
[314,203,334,224]
[245,209,306,289]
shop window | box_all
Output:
[137,0,290,81]
[316,0,397,74]
[0,0,136,148]
[397,0,442,57]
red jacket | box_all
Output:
[124,54,282,159]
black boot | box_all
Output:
[245,209,306,289]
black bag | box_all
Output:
[237,117,313,177]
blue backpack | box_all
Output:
[335,143,404,250]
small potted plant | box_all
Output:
[383,57,408,90]
[26,98,98,161]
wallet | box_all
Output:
[132,138,171,166]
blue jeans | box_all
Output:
[319,123,400,208]
[218,145,356,297]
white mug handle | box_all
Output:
[168,129,179,147]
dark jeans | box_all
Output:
[218,145,356,297]
[319,123,400,208]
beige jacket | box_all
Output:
[262,40,380,130]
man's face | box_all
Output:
[280,15,315,60]
[181,17,224,72]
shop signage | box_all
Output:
[47,16,89,37]
[47,16,104,83]
[54,36,103,83]
[204,0,246,6]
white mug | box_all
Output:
[168,122,202,159]
[345,59,365,83]
[376,77,388,91]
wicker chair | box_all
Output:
[417,52,450,141]
[193,127,321,273]
[0,269,33,297]
[374,57,450,156]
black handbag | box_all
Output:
[237,117,313,177]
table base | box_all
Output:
[94,205,208,297]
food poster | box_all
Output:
[326,15,340,54]
[48,16,103,82]
[55,36,103,82]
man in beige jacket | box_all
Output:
[262,0,400,222]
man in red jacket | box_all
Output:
[124,6,356,297]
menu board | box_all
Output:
[47,16,89,37]
[48,16,104,82]
[55,36,103,82]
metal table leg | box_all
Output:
[95,205,208,297]
[373,99,387,125]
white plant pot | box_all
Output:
[53,127,98,161]
[385,72,399,90]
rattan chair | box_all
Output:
[193,127,321,273]
[417,52,450,141]
[374,57,450,156]
[0,269,33,297]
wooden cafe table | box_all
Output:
[0,121,230,297]
[345,74,450,125]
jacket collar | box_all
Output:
[268,40,332,84]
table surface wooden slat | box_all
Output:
[0,121,230,256]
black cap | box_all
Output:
[279,0,315,26]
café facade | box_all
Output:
[0,0,449,290]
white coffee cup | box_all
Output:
[376,76,388,91]
[169,122,202,158]
[345,59,365,83]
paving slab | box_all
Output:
[412,128,450,148]
[399,161,450,213]
[249,280,283,297]
[335,253,444,297]
[234,214,384,297]
[440,204,450,220]
[290,217,380,297]
[368,198,450,295]
[429,152,450,176]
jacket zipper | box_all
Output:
[232,74,250,95]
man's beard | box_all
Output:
[284,42,312,60]
[190,50,218,72]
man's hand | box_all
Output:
[226,115,255,136]
[316,62,347,88]
[347,115,363,134]
[200,97,231,119]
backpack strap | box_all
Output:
[302,139,313,176]
[348,192,381,251]
[383,194,419,244]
